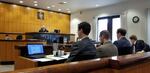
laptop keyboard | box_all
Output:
[29,54,45,59]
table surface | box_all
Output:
[31,53,70,62]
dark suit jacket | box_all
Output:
[113,37,132,55]
[134,40,150,52]
[134,40,145,52]
[66,37,96,62]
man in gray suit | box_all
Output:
[96,30,118,58]
[66,22,96,62]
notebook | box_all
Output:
[27,44,45,59]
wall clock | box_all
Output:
[132,16,140,23]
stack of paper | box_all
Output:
[33,58,54,62]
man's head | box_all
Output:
[99,30,110,43]
[78,22,91,38]
[129,35,137,44]
[117,28,127,39]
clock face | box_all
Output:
[132,16,140,23]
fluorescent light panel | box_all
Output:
[19,0,23,4]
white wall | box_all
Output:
[148,9,150,44]
[71,0,150,43]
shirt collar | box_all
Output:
[134,40,137,45]
[103,41,111,45]
[78,36,88,41]
[119,36,126,40]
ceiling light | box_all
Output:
[34,4,38,6]
[66,9,70,10]
[67,11,71,13]
[47,6,50,9]
[58,9,62,11]
[52,5,55,7]
[59,1,68,4]
[96,4,99,7]
[34,1,38,3]
[63,2,67,4]
[19,0,23,4]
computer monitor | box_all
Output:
[27,44,44,55]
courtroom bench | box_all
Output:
[109,52,150,73]
[5,58,110,73]
[4,52,150,73]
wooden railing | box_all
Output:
[4,52,150,73]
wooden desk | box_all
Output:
[0,40,46,63]
[15,55,68,70]
[15,44,72,70]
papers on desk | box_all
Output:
[46,54,69,60]
[33,58,54,62]
[60,54,70,58]
[50,56,65,60]
[34,54,70,62]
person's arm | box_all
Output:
[66,42,83,62]
[113,41,119,48]
[96,46,105,58]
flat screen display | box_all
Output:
[27,44,44,55]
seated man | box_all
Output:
[39,25,48,32]
[66,22,96,62]
[16,34,23,40]
[4,34,12,40]
[96,30,118,58]
[113,28,132,55]
[130,35,150,53]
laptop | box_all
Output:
[27,44,45,59]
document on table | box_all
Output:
[61,54,70,58]
[50,56,65,60]
[45,54,70,60]
[33,58,54,62]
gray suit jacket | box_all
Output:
[96,41,118,58]
[66,37,96,62]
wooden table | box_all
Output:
[0,40,46,63]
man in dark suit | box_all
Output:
[39,25,48,32]
[66,22,96,62]
[113,28,132,55]
[129,35,150,53]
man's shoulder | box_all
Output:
[136,40,144,44]
[79,37,91,43]
[73,39,90,46]
[101,43,117,49]
[117,38,130,43]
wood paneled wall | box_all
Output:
[0,3,70,33]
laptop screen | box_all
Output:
[27,44,44,55]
